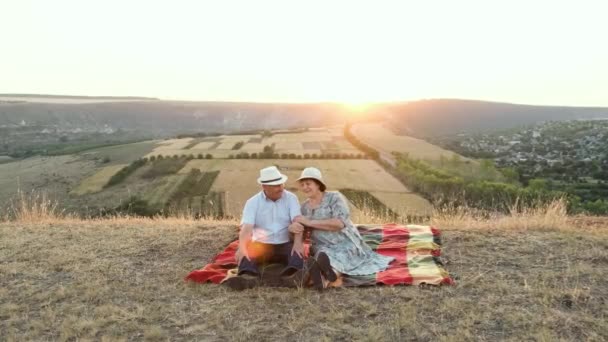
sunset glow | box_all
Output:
[1,0,607,106]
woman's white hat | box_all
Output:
[296,167,326,188]
[257,166,288,185]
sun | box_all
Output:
[341,101,373,114]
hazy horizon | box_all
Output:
[2,0,607,106]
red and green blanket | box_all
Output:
[185,223,454,286]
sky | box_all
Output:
[1,0,607,106]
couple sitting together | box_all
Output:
[224,166,394,291]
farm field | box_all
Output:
[369,192,433,217]
[144,126,361,159]
[352,122,464,162]
[0,156,14,164]
[178,159,431,218]
[352,122,504,181]
[77,140,160,165]
[70,164,129,195]
[1,126,434,220]
[0,155,97,210]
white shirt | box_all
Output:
[240,190,301,244]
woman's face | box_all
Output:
[298,179,320,198]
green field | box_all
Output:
[77,141,160,165]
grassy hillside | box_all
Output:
[0,122,435,219]
[0,100,352,137]
[1,205,606,341]
[351,122,505,182]
[381,99,608,137]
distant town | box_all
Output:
[431,120,608,213]
[437,120,608,181]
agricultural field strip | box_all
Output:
[352,123,466,161]
[177,159,420,217]
[70,164,129,195]
[144,127,359,158]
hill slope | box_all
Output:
[0,215,606,340]
[0,100,351,136]
[381,99,608,137]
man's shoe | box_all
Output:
[316,252,337,282]
[223,273,259,291]
[280,268,305,288]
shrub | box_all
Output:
[232,141,244,150]
[105,159,146,187]
[141,158,189,179]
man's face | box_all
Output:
[262,183,284,201]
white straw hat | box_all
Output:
[257,166,288,185]
[296,167,327,189]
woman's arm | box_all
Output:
[295,216,344,232]
[297,192,350,231]
[297,217,344,231]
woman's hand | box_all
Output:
[294,216,311,226]
[289,222,305,234]
[291,239,304,258]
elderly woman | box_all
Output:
[289,167,394,291]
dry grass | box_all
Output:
[1,200,607,341]
[5,190,71,223]
[430,198,599,233]
[370,191,434,217]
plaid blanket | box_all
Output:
[185,223,454,286]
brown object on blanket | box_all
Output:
[222,263,289,287]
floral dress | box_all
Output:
[301,191,394,276]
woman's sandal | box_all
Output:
[309,262,324,292]
[316,252,337,282]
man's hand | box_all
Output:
[288,222,305,234]
[235,245,250,264]
[291,239,304,258]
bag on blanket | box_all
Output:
[185,224,454,286]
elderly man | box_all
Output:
[224,166,305,290]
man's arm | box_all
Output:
[236,223,254,263]
[237,197,257,263]
[288,193,304,257]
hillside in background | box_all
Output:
[0,94,159,101]
[0,98,350,136]
[0,97,353,158]
[380,99,608,137]
[4,95,608,148]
